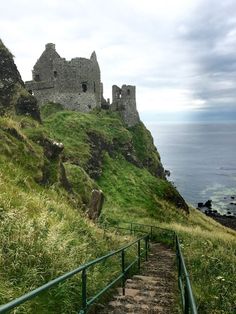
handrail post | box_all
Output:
[81,269,87,313]
[184,285,189,314]
[130,223,133,235]
[176,235,181,277]
[121,250,125,296]
[173,231,176,248]
[150,226,153,240]
[138,240,141,271]
[145,236,148,261]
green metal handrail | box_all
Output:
[176,234,198,314]
[106,221,198,314]
[0,220,198,314]
[0,234,149,314]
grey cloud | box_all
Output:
[178,0,236,116]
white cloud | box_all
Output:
[137,87,205,112]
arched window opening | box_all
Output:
[127,89,130,95]
[94,82,96,92]
[54,71,58,78]
[82,83,87,92]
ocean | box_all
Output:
[147,122,236,215]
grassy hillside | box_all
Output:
[0,115,126,313]
[0,106,235,313]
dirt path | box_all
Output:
[98,243,178,314]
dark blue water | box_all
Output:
[147,122,236,214]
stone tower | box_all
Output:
[111,85,140,127]
[25,43,103,111]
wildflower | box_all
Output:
[216,276,225,281]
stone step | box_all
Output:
[98,243,178,314]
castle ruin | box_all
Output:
[25,43,140,127]
[111,85,140,128]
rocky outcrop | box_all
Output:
[143,155,165,179]
[15,94,41,122]
[211,215,236,231]
[113,138,141,168]
[86,129,164,181]
[0,39,40,121]
[59,161,72,193]
[0,40,23,112]
[87,189,104,220]
[164,186,189,213]
[86,132,114,179]
[129,123,166,179]
[39,138,64,160]
[36,137,72,191]
[2,126,25,142]
[197,199,236,230]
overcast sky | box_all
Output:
[1,0,236,122]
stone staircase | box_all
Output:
[98,243,178,314]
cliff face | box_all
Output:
[38,105,188,213]
[0,40,40,121]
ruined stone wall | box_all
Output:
[31,89,97,112]
[111,84,140,127]
[53,56,101,106]
[33,43,61,82]
[25,44,102,111]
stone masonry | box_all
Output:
[25,43,140,126]
[111,84,140,127]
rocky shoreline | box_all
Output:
[209,215,236,231]
[197,199,236,231]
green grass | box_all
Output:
[0,115,127,313]
[0,108,235,313]
[129,122,163,176]
[98,153,187,224]
[97,152,236,313]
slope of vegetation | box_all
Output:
[0,105,235,314]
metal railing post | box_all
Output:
[138,240,141,271]
[173,231,176,248]
[184,285,189,314]
[121,250,125,296]
[82,269,87,313]
[145,236,148,261]
[176,236,181,277]
[150,226,153,240]
[130,223,133,235]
